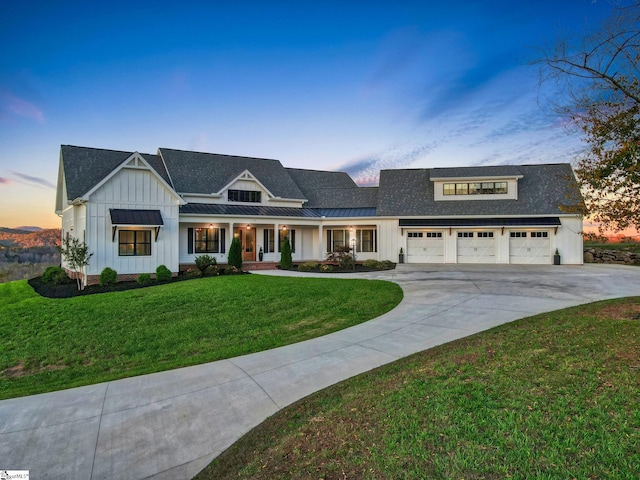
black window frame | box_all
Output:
[228,189,262,203]
[356,229,377,252]
[119,230,152,256]
[444,181,508,195]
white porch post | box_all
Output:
[274,223,279,253]
[318,224,324,261]
[228,222,234,257]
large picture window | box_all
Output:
[119,230,151,256]
[195,228,225,253]
[278,229,295,253]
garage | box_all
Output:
[509,231,551,264]
[407,231,444,263]
[457,231,496,263]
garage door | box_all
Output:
[509,231,551,264]
[457,231,496,263]
[407,231,444,263]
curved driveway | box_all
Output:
[2,264,640,479]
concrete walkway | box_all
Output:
[2,264,640,479]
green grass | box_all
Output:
[0,275,402,400]
[199,296,640,480]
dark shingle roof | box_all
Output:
[158,148,306,200]
[377,164,581,217]
[429,165,523,179]
[60,145,170,200]
[302,187,379,209]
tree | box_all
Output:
[227,236,243,271]
[58,236,93,290]
[280,237,293,269]
[537,1,640,232]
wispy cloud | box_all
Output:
[0,177,12,186]
[12,172,55,189]
[0,91,45,124]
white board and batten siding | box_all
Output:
[85,168,181,275]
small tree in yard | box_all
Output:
[227,236,243,271]
[58,237,93,290]
[280,237,293,269]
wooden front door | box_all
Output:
[233,227,256,261]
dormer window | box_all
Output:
[228,189,261,203]
[443,181,508,196]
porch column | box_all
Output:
[318,224,324,261]
[228,222,234,255]
[274,223,279,253]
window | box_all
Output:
[408,232,423,238]
[279,229,296,253]
[327,229,349,251]
[425,232,442,238]
[458,232,474,238]
[510,232,527,238]
[228,189,261,203]
[195,228,225,253]
[119,230,151,256]
[531,231,548,238]
[444,182,508,195]
[477,232,494,238]
[263,229,296,253]
[356,229,377,252]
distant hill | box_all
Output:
[0,228,61,248]
[16,226,43,232]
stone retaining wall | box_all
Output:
[584,248,639,265]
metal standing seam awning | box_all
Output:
[399,217,562,234]
[110,209,164,241]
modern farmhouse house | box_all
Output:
[55,145,584,283]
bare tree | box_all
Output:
[537,1,640,232]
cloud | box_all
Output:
[0,91,45,123]
[0,177,12,186]
[12,172,55,189]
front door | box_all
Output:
[233,227,256,261]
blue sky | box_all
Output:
[0,0,613,228]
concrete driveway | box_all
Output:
[1,264,640,479]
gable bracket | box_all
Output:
[112,226,117,242]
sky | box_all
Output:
[0,0,616,229]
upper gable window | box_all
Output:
[443,181,507,196]
[228,189,261,203]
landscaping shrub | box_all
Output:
[41,266,72,285]
[362,259,396,270]
[184,267,202,278]
[99,267,118,286]
[298,261,319,272]
[363,259,380,269]
[204,265,220,276]
[137,273,152,286]
[326,245,354,269]
[320,264,334,272]
[280,238,293,269]
[195,254,216,273]
[228,237,243,270]
[156,265,172,282]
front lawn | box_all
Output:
[200,296,640,480]
[0,275,402,400]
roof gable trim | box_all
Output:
[82,153,185,205]
[216,169,277,199]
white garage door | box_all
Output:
[509,231,551,264]
[457,231,496,263]
[407,231,444,263]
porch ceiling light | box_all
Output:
[246,225,251,230]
